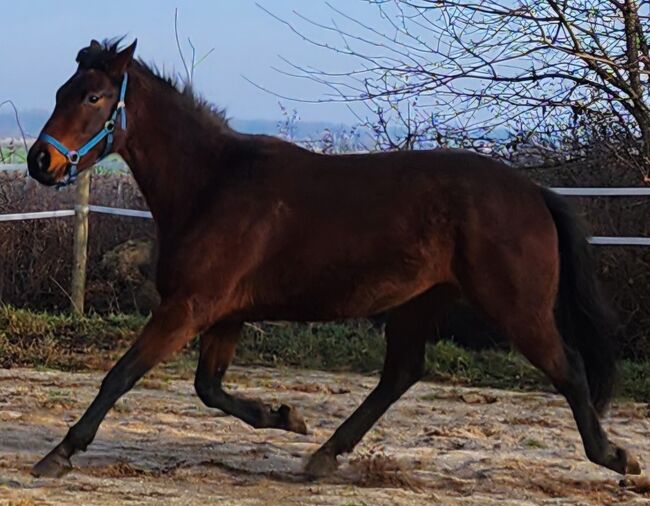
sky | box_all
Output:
[0,0,380,123]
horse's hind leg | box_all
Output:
[194,321,307,434]
[511,317,640,475]
[32,298,201,478]
[460,243,640,476]
[305,285,455,478]
[512,318,640,474]
[560,348,640,475]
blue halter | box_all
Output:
[39,73,129,188]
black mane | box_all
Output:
[77,38,230,130]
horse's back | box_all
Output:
[218,144,553,320]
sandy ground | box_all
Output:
[1,366,649,505]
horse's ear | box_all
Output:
[77,39,103,64]
[107,39,137,77]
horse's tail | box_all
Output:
[541,188,617,415]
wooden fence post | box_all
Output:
[71,169,91,314]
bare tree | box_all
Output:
[267,1,650,173]
[174,8,215,86]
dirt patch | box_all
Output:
[1,366,649,505]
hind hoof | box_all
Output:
[304,448,338,479]
[620,474,650,493]
[276,405,308,435]
[32,446,72,478]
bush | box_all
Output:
[0,167,155,312]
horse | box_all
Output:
[26,39,641,482]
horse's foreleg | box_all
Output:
[194,321,307,434]
[31,300,200,478]
[305,297,429,478]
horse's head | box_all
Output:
[28,39,137,187]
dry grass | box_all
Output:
[85,461,153,479]
[347,447,425,491]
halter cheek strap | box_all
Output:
[39,73,128,188]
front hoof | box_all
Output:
[304,449,338,479]
[277,404,308,435]
[31,447,72,478]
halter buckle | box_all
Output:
[105,119,116,133]
[67,151,80,164]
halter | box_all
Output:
[39,73,129,188]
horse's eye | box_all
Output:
[88,95,100,104]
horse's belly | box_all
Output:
[246,252,455,321]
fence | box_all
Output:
[3,164,650,313]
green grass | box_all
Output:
[0,144,29,164]
[238,321,386,373]
[1,305,650,403]
[0,305,144,369]
[617,360,650,402]
[237,321,547,390]
[522,438,547,449]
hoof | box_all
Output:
[304,449,338,479]
[623,449,642,475]
[277,405,308,435]
[610,447,642,475]
[620,474,650,493]
[31,446,72,478]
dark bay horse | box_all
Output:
[27,39,641,481]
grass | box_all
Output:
[522,438,548,449]
[0,145,28,164]
[0,305,144,370]
[1,305,650,402]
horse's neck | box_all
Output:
[117,74,222,233]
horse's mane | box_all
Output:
[77,38,232,132]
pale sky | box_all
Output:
[1,0,380,122]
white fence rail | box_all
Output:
[0,209,76,222]
[0,206,153,222]
[1,187,648,245]
[553,187,650,196]
[87,205,153,219]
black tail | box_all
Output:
[541,188,617,415]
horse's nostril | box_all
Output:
[37,151,48,170]
[33,149,52,172]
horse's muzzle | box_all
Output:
[27,142,61,186]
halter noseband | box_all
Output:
[39,73,129,188]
